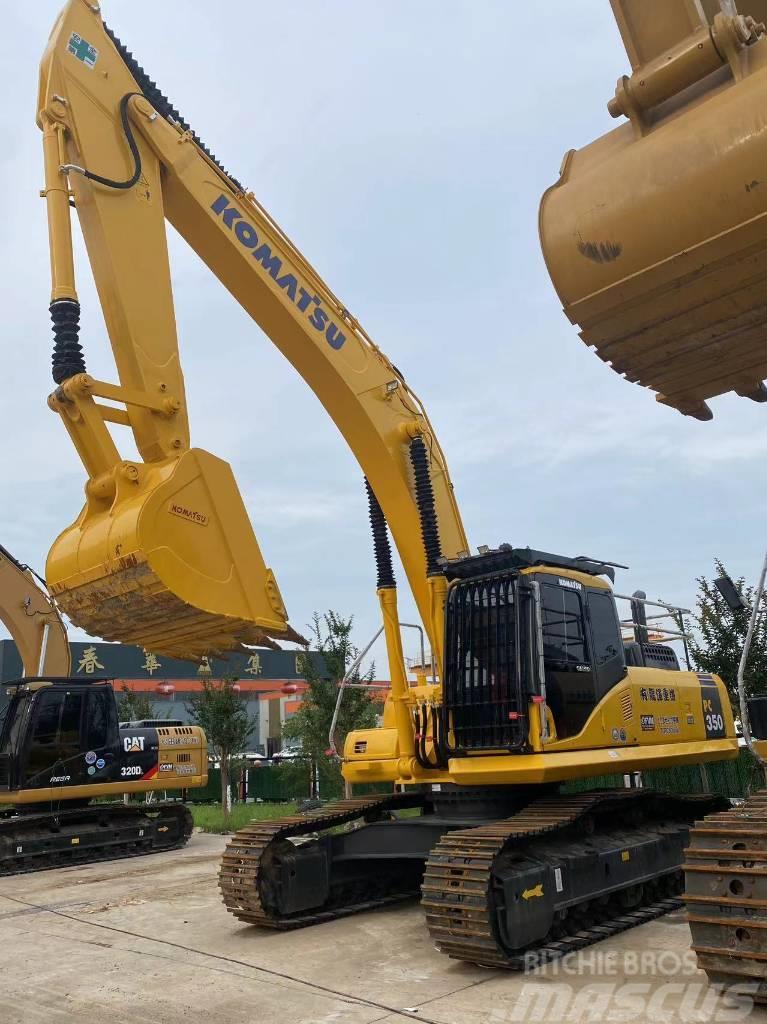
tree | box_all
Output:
[282,612,379,798]
[186,678,256,822]
[117,684,155,723]
[687,559,767,704]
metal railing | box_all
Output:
[613,591,692,668]
[327,622,426,757]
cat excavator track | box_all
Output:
[685,792,767,1004]
[220,788,725,960]
[0,801,193,876]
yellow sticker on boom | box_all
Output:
[621,850,630,862]
[522,884,544,900]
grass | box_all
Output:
[191,802,297,834]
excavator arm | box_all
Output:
[37,2,468,671]
[0,546,69,677]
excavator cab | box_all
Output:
[540,0,767,420]
[0,678,120,792]
[438,547,632,756]
[0,676,207,871]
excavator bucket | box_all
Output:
[46,448,304,660]
[540,0,767,420]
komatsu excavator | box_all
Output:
[0,544,207,872]
[33,0,767,990]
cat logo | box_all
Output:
[123,736,145,753]
[522,884,544,900]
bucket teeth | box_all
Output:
[50,557,305,660]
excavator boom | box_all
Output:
[38,1,468,663]
[0,545,69,677]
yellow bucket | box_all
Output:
[47,447,303,660]
[540,10,767,420]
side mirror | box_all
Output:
[713,575,750,613]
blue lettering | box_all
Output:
[253,243,282,279]
[277,273,298,302]
[211,193,244,229]
[326,323,346,350]
[222,206,242,230]
[212,195,345,351]
[235,220,259,248]
[296,287,318,313]
[309,307,329,332]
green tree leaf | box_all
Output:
[283,612,379,797]
[186,677,256,822]
[117,684,156,723]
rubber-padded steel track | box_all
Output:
[422,790,724,968]
[0,802,193,876]
[685,791,767,1003]
[219,793,426,927]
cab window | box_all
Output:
[540,584,587,668]
[26,689,83,783]
[84,688,117,751]
[587,590,627,697]
[589,592,621,666]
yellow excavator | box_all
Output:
[34,0,767,991]
[0,544,207,872]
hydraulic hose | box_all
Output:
[409,436,443,576]
[365,479,395,589]
[60,92,142,190]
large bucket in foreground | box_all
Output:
[540,2,767,420]
[46,447,302,660]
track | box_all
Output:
[421,790,721,968]
[685,792,767,1004]
[0,802,192,875]
[219,793,426,927]
[220,787,724,970]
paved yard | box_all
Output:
[0,833,760,1023]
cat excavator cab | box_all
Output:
[540,0,767,420]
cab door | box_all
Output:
[23,688,88,788]
[22,685,120,789]
[538,580,594,739]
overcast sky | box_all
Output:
[2,1,765,675]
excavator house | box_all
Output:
[35,0,767,990]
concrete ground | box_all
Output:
[0,832,763,1024]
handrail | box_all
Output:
[327,626,383,757]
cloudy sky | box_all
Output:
[2,1,765,674]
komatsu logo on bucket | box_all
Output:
[211,194,346,350]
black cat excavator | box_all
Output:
[32,0,767,994]
[0,544,206,873]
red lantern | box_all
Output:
[155,682,175,696]
[281,682,299,695]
